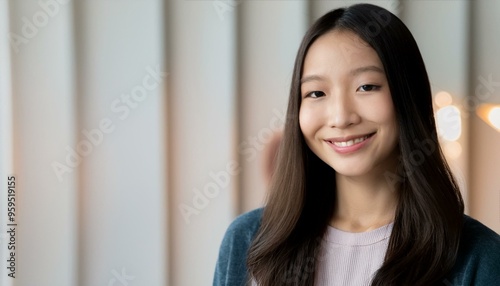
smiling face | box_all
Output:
[299,30,399,178]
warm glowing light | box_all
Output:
[436,105,462,141]
[488,107,500,129]
[476,104,500,132]
[434,91,453,108]
[444,141,462,159]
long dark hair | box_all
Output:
[247,4,464,286]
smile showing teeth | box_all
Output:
[332,135,369,147]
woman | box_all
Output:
[214,4,500,286]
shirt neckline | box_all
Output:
[323,221,394,246]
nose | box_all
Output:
[326,92,361,128]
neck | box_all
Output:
[331,172,399,232]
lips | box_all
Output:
[324,132,376,154]
[332,134,370,147]
[325,132,375,145]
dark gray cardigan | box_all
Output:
[214,208,500,286]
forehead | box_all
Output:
[303,30,383,75]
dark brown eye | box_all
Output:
[357,85,380,92]
[306,91,326,98]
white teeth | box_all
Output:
[333,135,368,147]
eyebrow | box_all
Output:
[350,65,385,76]
[300,75,326,85]
[300,65,385,85]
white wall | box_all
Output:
[73,1,166,285]
[166,0,236,285]
[1,0,167,285]
[469,0,500,232]
[0,1,14,286]
[401,0,471,211]
[7,0,77,285]
[0,1,498,286]
[239,1,307,212]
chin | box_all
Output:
[335,170,370,178]
[330,164,373,178]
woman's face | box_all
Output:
[299,30,399,178]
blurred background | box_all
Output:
[0,0,499,285]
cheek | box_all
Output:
[380,106,397,128]
[363,95,397,125]
[299,105,319,138]
[381,103,398,131]
[375,99,399,144]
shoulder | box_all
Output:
[223,208,264,242]
[213,208,264,286]
[461,215,500,246]
[459,215,500,263]
[446,215,500,284]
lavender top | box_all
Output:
[314,222,393,285]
